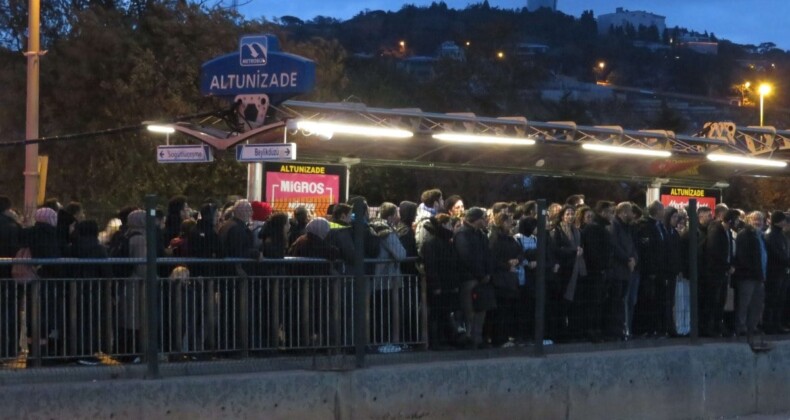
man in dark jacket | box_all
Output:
[704,209,739,336]
[734,211,768,336]
[681,206,712,327]
[581,201,614,341]
[764,211,789,333]
[217,200,259,276]
[609,202,638,339]
[635,201,667,336]
[454,207,493,348]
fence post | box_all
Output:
[688,199,699,342]
[30,281,41,366]
[144,194,160,379]
[534,199,547,357]
[352,199,369,368]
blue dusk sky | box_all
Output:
[237,0,789,49]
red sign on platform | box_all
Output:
[263,163,347,216]
[659,187,719,210]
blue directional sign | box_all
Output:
[157,145,213,163]
[236,143,297,162]
[201,34,315,103]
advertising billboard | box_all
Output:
[659,186,720,209]
[263,163,347,216]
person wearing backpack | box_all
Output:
[369,202,408,344]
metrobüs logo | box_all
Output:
[240,36,268,66]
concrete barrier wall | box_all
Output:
[1,341,788,420]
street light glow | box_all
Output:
[758,83,771,96]
[291,120,413,139]
[707,153,787,168]
[147,124,176,134]
[433,133,536,145]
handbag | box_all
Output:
[472,282,498,312]
[11,247,39,284]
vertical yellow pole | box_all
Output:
[24,0,41,224]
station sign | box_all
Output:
[660,186,720,209]
[157,145,213,163]
[236,143,297,162]
[200,34,315,104]
[263,163,348,216]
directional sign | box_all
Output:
[236,143,297,162]
[157,145,213,163]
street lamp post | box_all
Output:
[758,83,771,126]
[23,0,41,223]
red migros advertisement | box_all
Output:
[263,163,347,216]
[660,186,719,210]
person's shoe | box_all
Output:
[95,352,122,366]
[1,353,28,369]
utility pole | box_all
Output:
[24,0,41,223]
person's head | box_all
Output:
[630,202,644,221]
[493,211,514,233]
[575,205,593,227]
[293,206,310,225]
[548,203,563,220]
[127,209,146,230]
[566,194,585,207]
[399,201,418,226]
[517,217,538,236]
[490,202,511,217]
[595,200,615,222]
[168,195,189,220]
[264,212,290,240]
[714,203,729,221]
[420,188,444,211]
[523,201,538,218]
[43,198,62,212]
[646,201,664,220]
[615,202,634,223]
[698,206,713,226]
[251,201,273,223]
[444,195,465,217]
[347,196,369,222]
[35,207,58,227]
[770,210,787,228]
[233,199,253,224]
[557,204,575,226]
[464,207,487,230]
[333,203,353,224]
[179,219,197,237]
[305,217,331,240]
[746,211,765,231]
[664,206,679,228]
[378,202,400,225]
[117,206,138,227]
[0,196,11,213]
[64,201,84,221]
[722,209,741,229]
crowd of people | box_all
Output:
[1,188,789,359]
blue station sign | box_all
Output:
[200,34,315,102]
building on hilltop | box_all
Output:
[527,0,557,12]
[676,33,718,55]
[436,41,465,61]
[597,7,666,36]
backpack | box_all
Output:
[11,247,39,284]
[109,231,142,277]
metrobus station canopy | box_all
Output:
[181,100,790,188]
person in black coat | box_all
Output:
[635,201,667,336]
[187,201,222,278]
[661,207,683,336]
[396,201,419,277]
[733,211,768,336]
[764,211,790,333]
[454,207,493,348]
[0,196,22,357]
[421,214,462,348]
[703,209,739,336]
[580,201,614,341]
[609,202,638,339]
[488,212,523,346]
[217,200,260,276]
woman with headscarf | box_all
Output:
[117,209,147,356]
[22,207,64,355]
[288,218,340,276]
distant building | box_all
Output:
[677,34,718,55]
[515,43,550,57]
[397,56,437,82]
[597,7,666,36]
[436,41,465,61]
[527,0,557,12]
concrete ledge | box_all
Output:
[1,341,788,419]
